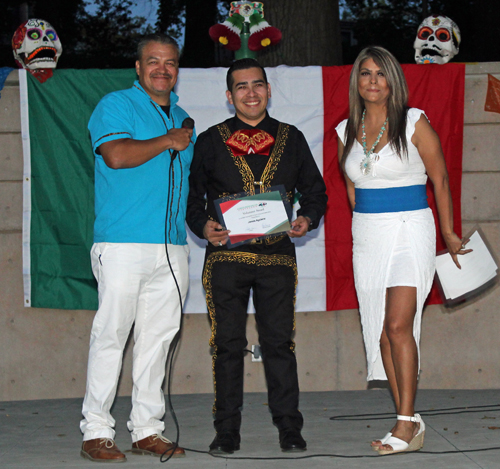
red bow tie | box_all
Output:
[226,129,275,156]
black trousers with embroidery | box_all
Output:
[203,241,303,433]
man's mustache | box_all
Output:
[151,73,173,79]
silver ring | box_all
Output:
[218,241,222,247]
[461,244,465,250]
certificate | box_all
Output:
[215,185,292,248]
[435,226,499,306]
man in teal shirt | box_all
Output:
[80,33,194,463]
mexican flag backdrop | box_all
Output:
[20,63,464,312]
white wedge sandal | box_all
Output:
[377,413,425,455]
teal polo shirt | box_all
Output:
[89,81,195,245]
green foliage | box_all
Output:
[3,0,495,69]
[0,0,152,68]
[156,0,185,40]
[155,0,227,48]
[341,0,422,63]
[74,0,150,68]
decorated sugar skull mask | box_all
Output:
[414,15,460,64]
[12,18,62,70]
[230,2,264,19]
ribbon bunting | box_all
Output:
[226,128,275,156]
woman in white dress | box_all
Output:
[336,46,470,455]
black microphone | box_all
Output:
[171,117,195,161]
[181,117,195,130]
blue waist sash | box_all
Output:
[354,185,428,213]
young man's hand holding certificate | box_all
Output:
[215,185,292,248]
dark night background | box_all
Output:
[1,0,499,69]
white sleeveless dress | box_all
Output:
[336,108,436,380]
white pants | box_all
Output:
[80,242,189,442]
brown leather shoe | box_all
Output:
[81,438,127,463]
[131,434,185,458]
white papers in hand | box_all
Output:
[435,230,498,300]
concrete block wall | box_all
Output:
[0,64,499,402]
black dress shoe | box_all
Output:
[279,428,307,452]
[209,430,241,454]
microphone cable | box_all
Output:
[159,119,194,463]
[178,403,500,460]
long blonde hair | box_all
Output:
[341,46,409,168]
